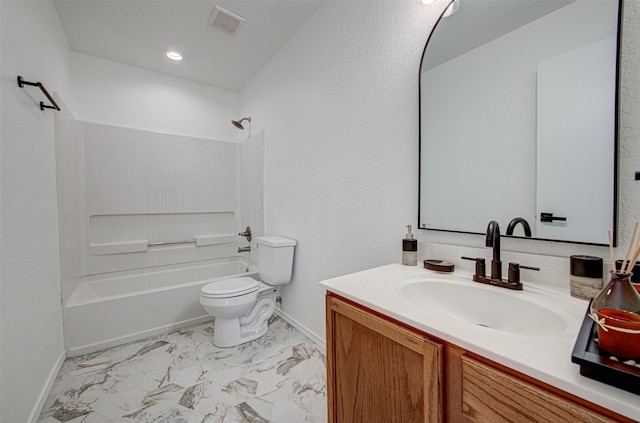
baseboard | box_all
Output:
[274,308,326,351]
[29,351,66,423]
[66,315,212,357]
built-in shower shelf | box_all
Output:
[194,234,236,247]
[90,240,149,255]
[90,234,237,255]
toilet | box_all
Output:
[199,236,296,347]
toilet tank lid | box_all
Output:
[255,236,296,247]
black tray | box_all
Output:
[571,301,640,395]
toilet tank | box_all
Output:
[255,236,296,285]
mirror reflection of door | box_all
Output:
[536,36,616,243]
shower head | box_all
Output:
[231,117,251,130]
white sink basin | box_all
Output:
[388,275,570,336]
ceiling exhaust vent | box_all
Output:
[208,6,246,36]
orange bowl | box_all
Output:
[596,308,640,360]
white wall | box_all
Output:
[71,52,241,141]
[240,0,440,338]
[0,1,71,421]
[240,0,640,341]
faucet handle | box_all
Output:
[508,262,540,285]
[238,226,252,242]
[462,256,486,278]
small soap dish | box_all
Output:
[424,259,455,273]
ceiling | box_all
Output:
[422,0,574,71]
[54,0,580,90]
[53,0,323,92]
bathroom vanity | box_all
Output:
[320,263,640,422]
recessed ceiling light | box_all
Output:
[166,50,183,61]
[417,0,437,4]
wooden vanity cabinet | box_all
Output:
[326,293,635,423]
[326,294,443,423]
[457,355,624,423]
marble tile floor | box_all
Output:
[38,316,327,423]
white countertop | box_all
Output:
[320,263,640,421]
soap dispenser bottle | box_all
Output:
[402,225,418,266]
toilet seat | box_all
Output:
[201,277,259,298]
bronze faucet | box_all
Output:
[506,217,532,237]
[462,220,539,290]
[486,220,502,280]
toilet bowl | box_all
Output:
[200,278,276,347]
[199,236,295,347]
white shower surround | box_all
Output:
[55,118,266,356]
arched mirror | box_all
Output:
[419,0,621,245]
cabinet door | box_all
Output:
[326,295,443,423]
[461,356,618,423]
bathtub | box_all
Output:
[64,257,258,356]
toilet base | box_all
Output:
[213,316,269,348]
[210,285,277,348]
